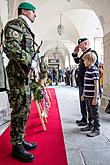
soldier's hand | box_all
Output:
[74,45,80,54]
[28,69,32,79]
[31,60,37,70]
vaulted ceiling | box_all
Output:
[7,0,110,66]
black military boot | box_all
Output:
[22,140,37,151]
[87,128,100,137]
[12,144,34,162]
[80,125,94,131]
[78,121,87,126]
[76,119,83,124]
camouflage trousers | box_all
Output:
[7,64,31,145]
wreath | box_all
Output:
[31,79,44,103]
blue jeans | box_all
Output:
[85,98,100,130]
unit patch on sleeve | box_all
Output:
[12,31,19,38]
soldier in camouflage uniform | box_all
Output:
[39,55,48,81]
[4,2,37,162]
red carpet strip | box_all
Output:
[0,88,68,165]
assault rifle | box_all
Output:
[24,40,43,108]
[27,40,43,82]
[32,40,43,61]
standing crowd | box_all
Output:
[47,66,79,88]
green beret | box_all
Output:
[18,2,37,11]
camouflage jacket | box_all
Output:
[4,17,35,77]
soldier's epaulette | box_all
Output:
[6,24,23,34]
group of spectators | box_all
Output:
[47,68,63,86]
[64,66,79,87]
[47,66,79,87]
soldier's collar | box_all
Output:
[19,15,32,29]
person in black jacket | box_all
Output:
[72,38,98,127]
[74,67,79,87]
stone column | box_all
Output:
[101,32,110,111]
[9,0,23,19]
[0,0,10,127]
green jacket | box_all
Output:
[4,17,35,76]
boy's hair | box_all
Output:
[83,52,97,64]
